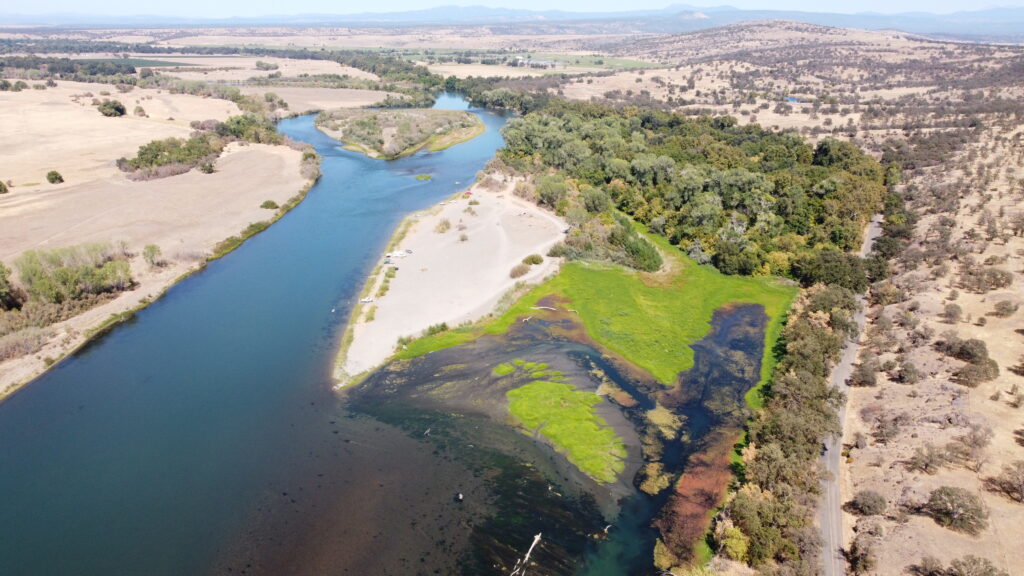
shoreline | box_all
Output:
[0,162,319,404]
[333,172,567,386]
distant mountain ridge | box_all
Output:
[2,4,1023,42]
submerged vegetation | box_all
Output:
[503,363,626,484]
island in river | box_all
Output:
[315,108,485,159]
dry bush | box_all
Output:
[509,263,530,278]
[0,326,52,361]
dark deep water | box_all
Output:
[0,93,770,576]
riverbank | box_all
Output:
[0,143,315,401]
[334,173,567,383]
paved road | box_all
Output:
[818,215,882,576]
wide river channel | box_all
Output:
[0,94,526,575]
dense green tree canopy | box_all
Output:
[499,101,885,283]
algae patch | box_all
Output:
[507,377,626,485]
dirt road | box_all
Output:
[818,215,882,576]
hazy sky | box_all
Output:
[7,0,1020,17]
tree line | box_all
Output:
[495,99,885,287]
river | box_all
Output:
[0,94,771,576]
[0,94,511,575]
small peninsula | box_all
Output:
[315,108,485,159]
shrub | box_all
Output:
[46,170,64,184]
[510,263,530,278]
[97,99,126,117]
[916,556,945,576]
[424,322,449,336]
[0,181,7,194]
[992,300,1018,317]
[434,218,451,233]
[925,486,988,535]
[947,555,1009,576]
[954,360,999,387]
[848,534,876,575]
[260,200,279,210]
[582,186,610,213]
[523,254,543,265]
[851,490,887,515]
[943,303,963,323]
[536,174,566,208]
[142,244,162,267]
[897,361,920,384]
[850,358,879,387]
[0,263,18,311]
[0,327,52,361]
[133,105,147,117]
[14,243,132,304]
[990,460,1024,503]
[908,443,948,474]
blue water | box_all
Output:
[0,94,510,576]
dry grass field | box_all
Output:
[148,55,379,83]
[0,80,239,186]
[840,123,1024,576]
[235,86,394,115]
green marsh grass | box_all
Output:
[395,227,796,390]
[507,379,626,484]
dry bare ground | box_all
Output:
[337,174,566,380]
[841,124,1024,575]
[0,79,239,186]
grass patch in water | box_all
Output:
[507,380,625,484]
[396,227,796,388]
[492,362,516,377]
